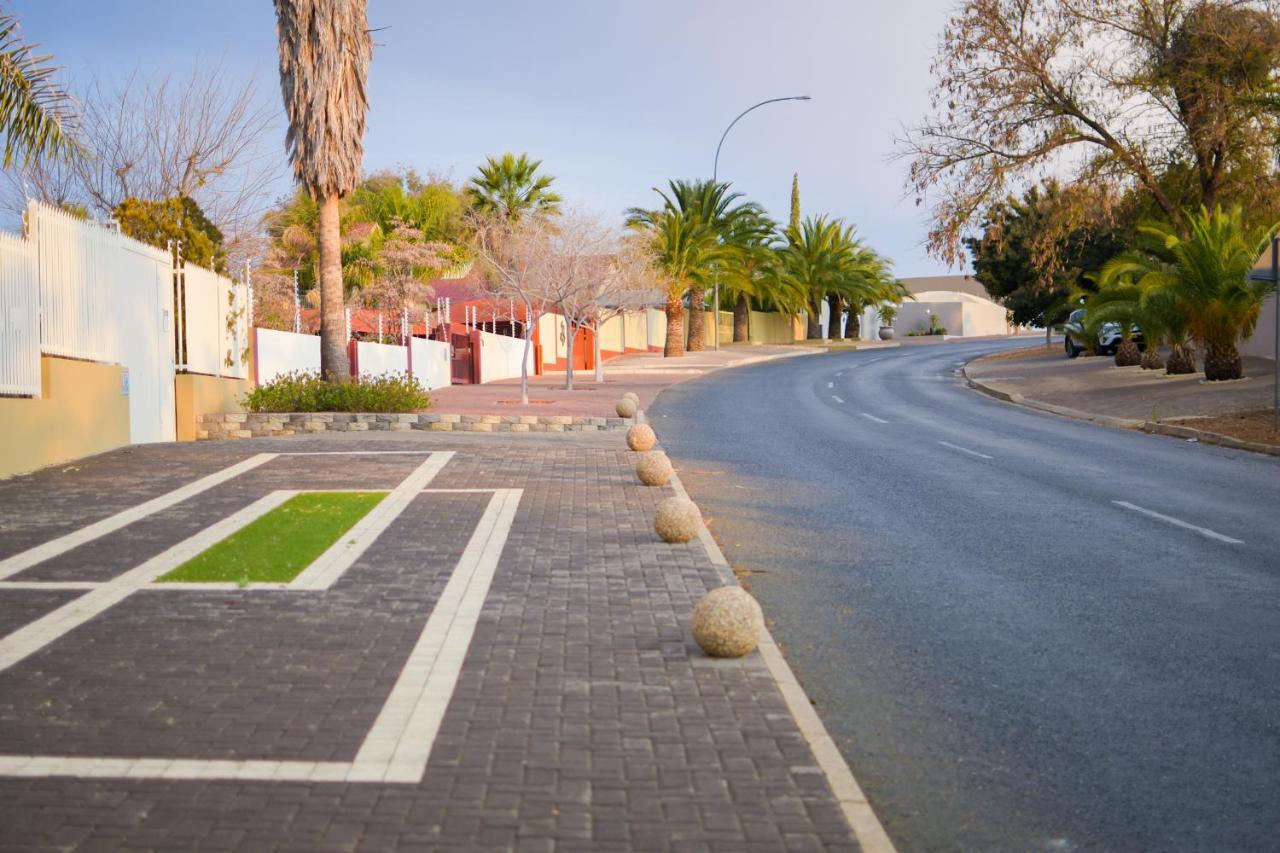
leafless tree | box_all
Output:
[469,212,558,404]
[2,59,281,245]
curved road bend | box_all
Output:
[651,339,1280,852]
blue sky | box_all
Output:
[15,0,960,277]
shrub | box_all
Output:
[242,371,431,413]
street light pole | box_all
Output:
[710,95,811,350]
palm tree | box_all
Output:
[626,200,727,358]
[467,153,562,221]
[0,12,77,167]
[274,0,372,380]
[628,180,765,351]
[1099,205,1279,380]
[781,216,901,340]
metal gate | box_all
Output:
[450,332,475,384]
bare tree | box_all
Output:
[898,0,1280,269]
[560,231,655,385]
[2,60,282,240]
[470,213,558,404]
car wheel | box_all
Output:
[1065,337,1080,359]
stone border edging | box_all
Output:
[962,361,1280,457]
[665,467,898,853]
[198,412,635,440]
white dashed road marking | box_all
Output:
[859,413,889,424]
[831,395,846,404]
[937,440,993,460]
[1112,501,1243,545]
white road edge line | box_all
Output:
[937,440,994,460]
[665,470,897,853]
[859,413,889,424]
[0,453,279,581]
[831,395,846,404]
[1112,501,1244,545]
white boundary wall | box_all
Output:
[0,231,39,396]
[477,330,534,383]
[356,340,408,378]
[409,337,451,390]
[254,328,320,384]
[181,263,249,379]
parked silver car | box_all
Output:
[1063,309,1144,358]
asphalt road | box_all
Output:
[651,338,1280,852]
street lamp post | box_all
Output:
[710,95,811,350]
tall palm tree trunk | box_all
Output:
[732,292,750,342]
[318,195,349,379]
[664,292,685,358]
[1203,342,1242,381]
[686,285,707,351]
[827,293,845,341]
[806,294,824,339]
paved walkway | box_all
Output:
[0,432,859,851]
[966,343,1276,420]
[428,346,816,417]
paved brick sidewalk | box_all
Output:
[0,432,860,851]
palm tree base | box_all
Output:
[1166,345,1197,375]
[1203,344,1242,381]
[1114,339,1141,367]
[1139,347,1164,370]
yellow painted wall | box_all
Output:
[175,373,251,441]
[746,311,799,344]
[623,311,648,350]
[0,357,130,478]
[599,315,625,352]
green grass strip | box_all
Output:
[157,491,387,584]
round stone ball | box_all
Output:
[692,586,764,658]
[616,397,638,418]
[622,391,640,405]
[626,423,656,452]
[654,495,701,543]
[635,451,672,486]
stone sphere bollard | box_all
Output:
[616,397,638,418]
[626,423,656,452]
[635,451,672,486]
[622,391,639,405]
[692,587,764,658]
[654,495,701,543]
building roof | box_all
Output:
[909,290,1003,307]
[899,275,990,299]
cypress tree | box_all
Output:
[789,172,800,232]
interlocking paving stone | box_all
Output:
[0,589,85,640]
[0,433,858,850]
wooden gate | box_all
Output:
[450,332,475,384]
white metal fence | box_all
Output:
[0,230,39,396]
[179,262,248,378]
[0,200,247,443]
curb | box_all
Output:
[665,468,897,853]
[962,366,1280,457]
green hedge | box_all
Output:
[242,371,431,413]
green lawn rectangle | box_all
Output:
[158,491,387,584]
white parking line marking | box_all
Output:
[0,454,278,581]
[1112,501,1243,545]
[0,491,296,674]
[859,413,889,424]
[831,395,846,404]
[827,381,834,388]
[937,440,993,460]
[291,453,454,590]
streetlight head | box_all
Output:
[795,95,812,100]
